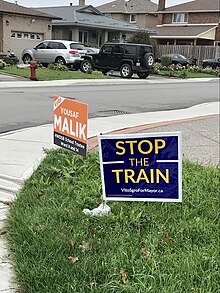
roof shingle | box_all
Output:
[0,0,60,19]
[159,0,220,13]
[36,5,143,32]
[96,0,158,14]
[152,25,218,38]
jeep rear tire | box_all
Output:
[137,72,149,79]
[81,60,93,73]
[120,64,133,78]
[143,53,154,68]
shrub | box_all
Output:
[179,70,187,78]
[168,71,175,77]
[187,65,201,73]
[153,62,162,74]
[0,59,6,69]
[86,67,93,74]
[8,53,19,65]
[212,68,220,77]
[161,55,171,67]
[175,64,183,71]
[168,64,176,72]
[127,31,151,45]
[48,64,68,71]
[92,70,104,76]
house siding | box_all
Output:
[1,13,52,54]
[216,26,220,41]
[189,12,219,24]
[104,12,158,29]
[159,12,219,25]
[138,14,158,28]
[107,13,128,21]
[0,15,3,52]
[162,14,172,24]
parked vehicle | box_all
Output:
[158,54,197,66]
[86,47,100,54]
[202,58,220,69]
[80,43,155,79]
[21,40,87,67]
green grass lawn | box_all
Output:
[1,66,218,81]
[1,66,113,80]
[6,149,219,293]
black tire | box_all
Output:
[120,63,133,78]
[137,72,149,79]
[81,60,93,73]
[22,54,32,64]
[143,53,154,68]
[55,56,66,65]
[101,70,108,75]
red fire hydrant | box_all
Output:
[30,60,38,81]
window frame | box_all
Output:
[130,14,137,23]
[172,13,188,24]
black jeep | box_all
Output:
[80,43,154,79]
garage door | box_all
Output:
[10,31,44,61]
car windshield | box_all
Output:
[70,43,86,50]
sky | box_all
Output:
[5,0,193,8]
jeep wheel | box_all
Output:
[120,64,133,78]
[137,72,149,79]
[143,53,154,68]
[101,70,108,75]
[81,60,93,73]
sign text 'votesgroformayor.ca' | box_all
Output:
[99,132,182,202]
[54,96,88,157]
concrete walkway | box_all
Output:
[0,75,219,292]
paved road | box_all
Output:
[0,78,219,133]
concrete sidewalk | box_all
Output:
[0,98,219,291]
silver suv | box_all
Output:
[21,40,87,67]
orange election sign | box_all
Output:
[53,96,88,157]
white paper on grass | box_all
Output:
[83,203,111,216]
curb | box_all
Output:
[88,113,220,150]
[0,76,218,88]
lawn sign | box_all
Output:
[53,96,88,157]
[99,132,182,202]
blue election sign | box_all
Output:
[99,132,182,202]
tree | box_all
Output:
[127,31,151,45]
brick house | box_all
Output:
[152,0,220,46]
[96,0,158,31]
[0,0,59,58]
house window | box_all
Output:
[172,13,188,23]
[79,31,88,44]
[130,14,137,23]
